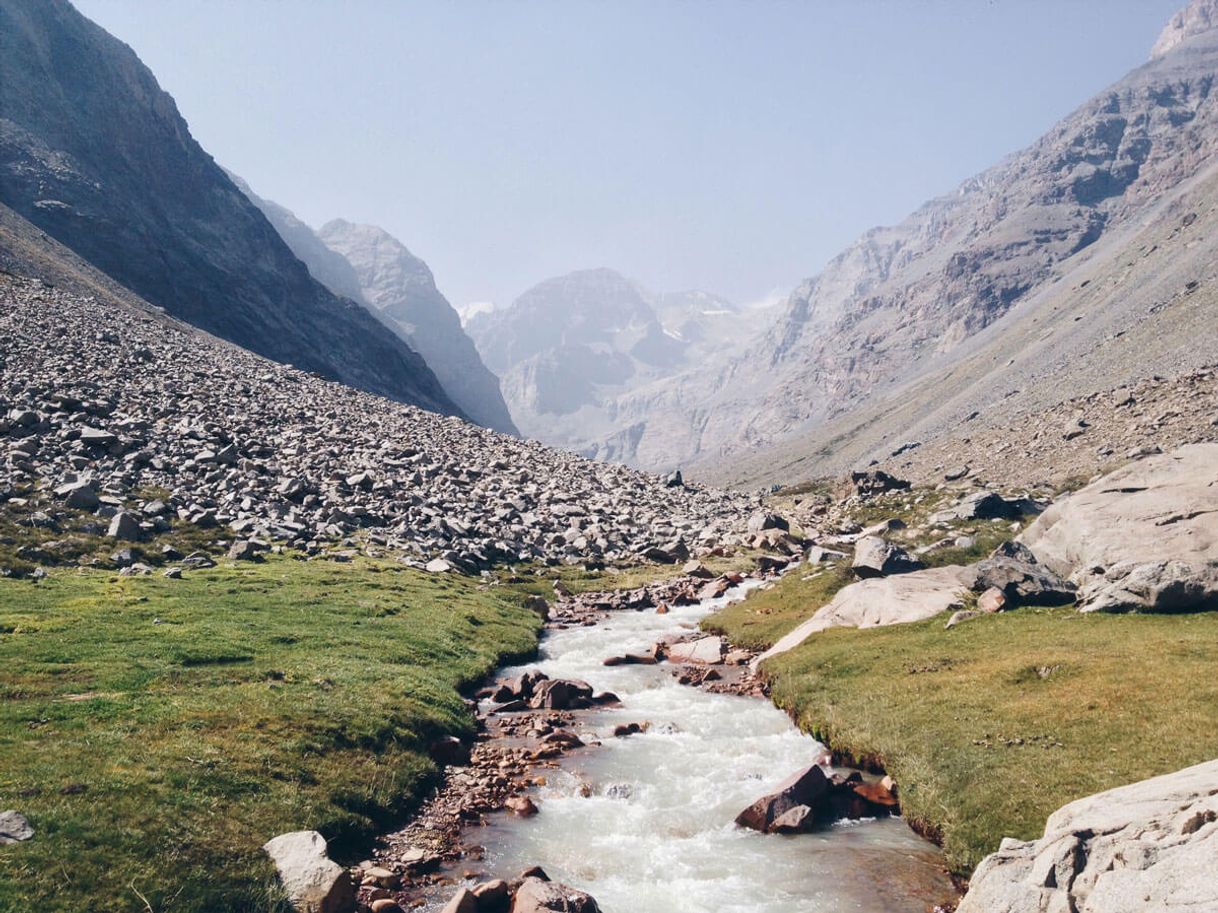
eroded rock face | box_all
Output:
[263,830,355,913]
[957,759,1218,913]
[1019,445,1218,611]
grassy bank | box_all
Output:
[0,555,542,913]
[724,600,1218,875]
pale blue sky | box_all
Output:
[75,0,1183,311]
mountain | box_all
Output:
[603,0,1218,477]
[0,0,459,416]
[316,220,518,435]
[466,268,756,454]
[227,174,517,435]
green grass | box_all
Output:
[0,556,542,913]
[701,562,852,649]
[760,605,1218,875]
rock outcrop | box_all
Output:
[957,759,1218,913]
[757,565,973,663]
[0,0,458,416]
[263,831,355,913]
[1020,444,1218,611]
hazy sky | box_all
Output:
[75,0,1183,311]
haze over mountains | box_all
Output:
[467,269,762,457]
[230,175,517,435]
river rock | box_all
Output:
[665,636,726,664]
[735,763,830,833]
[440,888,479,913]
[957,759,1218,913]
[511,876,601,913]
[758,565,973,662]
[472,879,511,911]
[851,536,925,578]
[262,830,355,913]
[528,678,593,710]
[0,810,33,844]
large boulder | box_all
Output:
[262,830,355,913]
[851,536,925,578]
[1075,560,1218,613]
[511,877,601,913]
[957,759,1218,913]
[758,565,973,662]
[964,546,1076,607]
[1019,445,1218,612]
[929,490,1031,524]
[666,636,727,664]
[735,763,830,832]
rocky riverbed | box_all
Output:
[346,570,957,913]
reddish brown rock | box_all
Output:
[735,764,830,832]
[505,796,539,817]
[511,877,601,913]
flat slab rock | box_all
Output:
[1019,444,1218,611]
[758,565,972,662]
[958,759,1218,913]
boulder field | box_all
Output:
[0,274,751,572]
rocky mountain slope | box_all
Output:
[468,269,756,455]
[0,0,459,416]
[229,175,517,434]
[317,219,518,435]
[606,2,1218,478]
[0,204,749,573]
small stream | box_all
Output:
[427,583,955,912]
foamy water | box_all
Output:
[429,582,954,912]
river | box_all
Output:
[425,581,956,912]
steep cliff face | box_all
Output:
[315,220,518,435]
[607,9,1218,473]
[0,0,459,416]
[467,269,754,453]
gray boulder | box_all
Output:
[759,565,973,663]
[957,759,1218,913]
[262,830,355,913]
[851,536,925,578]
[55,480,98,510]
[666,636,727,665]
[106,511,142,541]
[965,552,1076,607]
[0,810,33,844]
[1077,560,1218,613]
[1020,445,1218,612]
[930,491,1031,524]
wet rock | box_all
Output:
[505,796,538,817]
[262,830,355,913]
[735,763,830,833]
[601,653,657,666]
[665,636,726,665]
[528,678,594,710]
[511,876,601,913]
[472,879,511,912]
[440,887,479,913]
[770,804,814,833]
